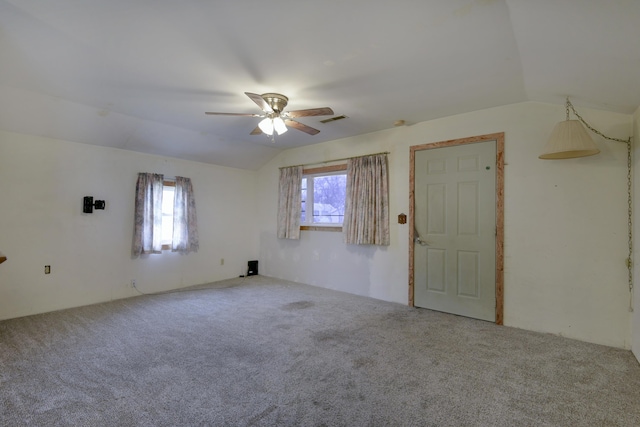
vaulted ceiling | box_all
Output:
[1,0,639,170]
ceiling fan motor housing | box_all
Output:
[261,93,289,113]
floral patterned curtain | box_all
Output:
[277,165,303,240]
[172,176,199,254]
[132,172,164,256]
[343,154,390,246]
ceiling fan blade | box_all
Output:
[286,107,334,118]
[245,92,273,113]
[250,126,263,135]
[284,119,320,135]
[205,112,261,116]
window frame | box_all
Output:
[300,164,347,232]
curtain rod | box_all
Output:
[280,151,390,170]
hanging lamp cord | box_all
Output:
[566,97,634,312]
[627,137,634,312]
[566,98,630,143]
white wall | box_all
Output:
[633,106,640,363]
[256,101,633,349]
[1,101,635,350]
[0,130,258,320]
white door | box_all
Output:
[414,140,496,321]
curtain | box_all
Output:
[343,154,390,245]
[172,176,199,254]
[132,172,164,256]
[277,165,303,240]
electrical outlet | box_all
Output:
[131,279,136,288]
[44,265,51,274]
[220,258,224,265]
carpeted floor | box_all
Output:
[1,275,639,426]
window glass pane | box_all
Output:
[312,174,346,223]
[162,186,175,245]
[300,178,307,223]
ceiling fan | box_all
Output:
[205,92,334,136]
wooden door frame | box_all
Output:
[409,132,505,325]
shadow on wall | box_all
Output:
[346,242,385,258]
[262,230,381,297]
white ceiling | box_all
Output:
[1,0,639,170]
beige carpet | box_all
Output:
[1,275,639,426]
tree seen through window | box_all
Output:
[301,173,346,224]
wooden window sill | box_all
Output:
[300,226,342,232]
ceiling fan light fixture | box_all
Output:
[206,92,332,136]
[258,117,274,135]
[273,117,287,135]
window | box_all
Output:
[132,173,199,256]
[161,181,175,249]
[300,165,347,230]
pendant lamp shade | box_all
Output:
[539,120,600,159]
